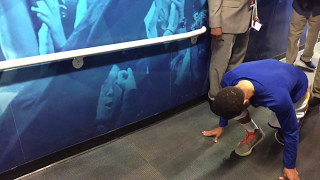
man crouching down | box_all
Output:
[203,59,310,180]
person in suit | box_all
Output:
[286,0,320,69]
[207,0,259,100]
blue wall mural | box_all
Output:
[0,0,209,173]
[0,0,303,174]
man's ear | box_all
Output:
[243,99,249,105]
[209,100,221,116]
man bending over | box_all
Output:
[203,59,310,180]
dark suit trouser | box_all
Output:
[208,29,250,99]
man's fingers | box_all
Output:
[201,131,219,142]
[118,70,128,81]
[279,175,289,180]
[31,6,48,17]
[36,13,50,25]
[213,35,223,41]
[127,68,134,78]
[111,65,120,72]
[202,131,214,137]
[279,177,288,180]
[214,134,221,143]
[44,0,58,8]
[214,136,219,143]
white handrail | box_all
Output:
[0,26,207,71]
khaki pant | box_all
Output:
[313,59,320,98]
[286,9,320,64]
[208,29,250,99]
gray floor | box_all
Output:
[18,45,320,180]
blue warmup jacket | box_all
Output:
[219,59,308,169]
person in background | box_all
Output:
[0,0,40,85]
[203,60,310,180]
[309,58,320,106]
[95,64,138,131]
[31,0,94,53]
[144,0,186,38]
[0,0,39,60]
[286,0,320,69]
[207,0,259,100]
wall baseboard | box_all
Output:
[273,45,305,61]
[0,95,208,180]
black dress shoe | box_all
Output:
[300,59,316,69]
[309,96,320,107]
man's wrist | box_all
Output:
[284,164,296,169]
[210,20,222,29]
[284,167,296,170]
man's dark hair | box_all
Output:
[212,87,245,119]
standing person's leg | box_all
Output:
[227,29,250,72]
[310,59,320,106]
[286,9,308,65]
[208,33,235,100]
[300,14,320,67]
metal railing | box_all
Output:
[0,26,207,71]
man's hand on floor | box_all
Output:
[279,168,299,180]
[202,127,224,143]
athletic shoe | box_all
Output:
[235,128,265,156]
[275,130,284,146]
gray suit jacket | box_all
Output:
[208,0,258,34]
